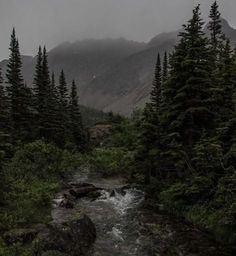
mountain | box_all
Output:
[204,18,236,46]
[81,34,177,114]
[1,19,236,115]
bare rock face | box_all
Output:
[36,214,96,256]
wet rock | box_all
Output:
[86,190,102,201]
[37,214,96,256]
[69,184,98,198]
[110,188,126,197]
[116,187,127,196]
[3,228,38,245]
[110,189,115,197]
[59,198,74,209]
[69,182,94,188]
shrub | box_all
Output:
[84,147,134,177]
[0,140,81,229]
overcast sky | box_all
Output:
[0,0,235,60]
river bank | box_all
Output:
[51,173,236,256]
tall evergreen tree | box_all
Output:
[6,28,29,142]
[137,53,163,182]
[208,1,224,52]
[58,70,68,109]
[51,72,58,101]
[0,68,10,152]
[33,46,62,142]
[69,80,86,151]
[49,71,62,144]
[150,53,162,112]
[160,5,213,175]
[207,1,227,121]
[217,40,235,152]
[162,51,168,83]
[33,46,43,112]
[57,70,69,146]
[137,104,158,184]
[220,39,234,122]
[41,46,60,141]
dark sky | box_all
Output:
[0,0,235,60]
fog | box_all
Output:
[0,0,235,60]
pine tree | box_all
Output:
[138,53,163,182]
[58,70,68,109]
[220,40,234,122]
[162,51,168,83]
[41,46,54,140]
[69,80,86,151]
[23,82,35,141]
[57,70,69,146]
[33,46,43,113]
[49,72,62,144]
[150,53,162,112]
[33,46,53,140]
[207,1,226,121]
[51,72,58,101]
[160,5,213,175]
[208,1,224,53]
[136,103,159,184]
[6,28,29,142]
[218,40,235,152]
[0,68,10,152]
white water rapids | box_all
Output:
[52,175,236,256]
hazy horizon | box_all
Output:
[0,0,236,60]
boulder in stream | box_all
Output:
[59,198,74,209]
[36,214,96,256]
[69,184,99,198]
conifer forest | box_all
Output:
[0,1,236,255]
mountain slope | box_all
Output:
[81,37,176,114]
[1,19,236,115]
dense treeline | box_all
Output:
[1,0,236,252]
[135,2,236,243]
[0,28,89,254]
[0,28,86,154]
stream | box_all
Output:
[53,174,236,256]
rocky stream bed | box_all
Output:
[3,173,236,255]
[51,174,236,256]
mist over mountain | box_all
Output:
[1,18,236,115]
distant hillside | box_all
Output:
[1,18,236,115]
[81,37,176,114]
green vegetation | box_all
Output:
[0,140,81,255]
[0,28,93,254]
[80,1,236,246]
[79,115,139,177]
[1,0,236,253]
[0,140,80,229]
[132,2,236,245]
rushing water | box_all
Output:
[82,188,147,256]
[53,175,236,256]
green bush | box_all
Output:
[0,239,33,256]
[0,140,81,230]
[160,176,214,214]
[84,147,134,177]
[159,173,236,244]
